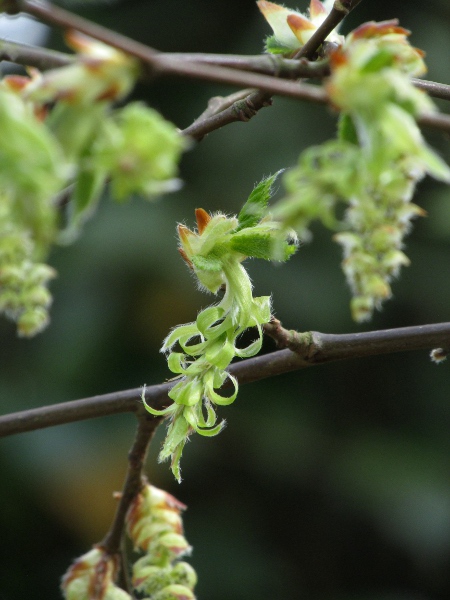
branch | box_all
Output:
[0,37,73,69]
[412,78,450,102]
[2,38,449,108]
[181,89,274,140]
[294,0,363,60]
[161,53,330,79]
[181,0,360,138]
[99,411,162,556]
[1,322,449,438]
[1,2,448,136]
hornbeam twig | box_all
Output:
[0,37,73,69]
[1,322,449,438]
[2,37,450,106]
[99,411,162,557]
[294,0,363,60]
[8,0,449,135]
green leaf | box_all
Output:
[59,168,106,244]
[338,114,359,145]
[360,48,395,73]
[237,170,283,231]
[230,230,273,258]
[191,254,223,272]
[264,35,295,55]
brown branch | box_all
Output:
[181,89,274,140]
[2,37,449,108]
[181,0,357,139]
[412,78,450,102]
[99,410,162,556]
[294,0,363,60]
[0,37,73,69]
[1,322,450,439]
[161,52,330,79]
[2,1,447,137]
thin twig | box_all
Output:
[182,89,274,140]
[0,38,73,69]
[182,88,254,138]
[412,78,450,102]
[294,0,363,60]
[161,53,330,79]
[99,411,162,556]
[1,321,449,438]
[1,37,449,108]
[4,2,449,136]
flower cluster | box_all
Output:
[257,0,344,55]
[273,19,450,321]
[0,32,185,335]
[127,485,197,600]
[144,174,296,481]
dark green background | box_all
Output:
[1,1,450,599]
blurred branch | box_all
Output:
[0,38,73,69]
[99,411,162,557]
[161,52,330,79]
[0,4,448,137]
[2,37,449,108]
[412,78,450,102]
[1,321,449,438]
[181,0,361,139]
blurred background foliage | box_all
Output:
[1,1,450,599]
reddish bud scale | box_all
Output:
[310,0,327,19]
[287,13,316,34]
[194,208,211,234]
[351,19,410,40]
[178,248,193,269]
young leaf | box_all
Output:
[237,170,283,231]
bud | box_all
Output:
[61,547,131,600]
[151,584,196,600]
[149,532,192,561]
[17,306,49,337]
[132,563,172,595]
[170,562,198,590]
[257,1,344,54]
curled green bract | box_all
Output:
[144,175,297,481]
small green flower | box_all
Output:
[144,175,296,480]
[273,19,450,321]
[92,103,187,202]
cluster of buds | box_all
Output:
[127,485,197,600]
[0,30,185,335]
[61,548,131,600]
[61,485,196,600]
[274,18,450,321]
[257,0,344,55]
[0,176,57,336]
[145,174,297,481]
